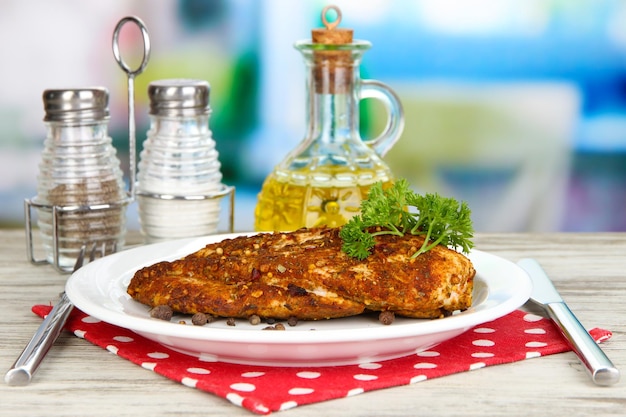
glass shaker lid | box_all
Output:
[148,79,211,117]
[43,88,109,122]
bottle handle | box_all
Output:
[359,79,405,157]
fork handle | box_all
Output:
[4,293,74,386]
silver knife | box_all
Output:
[518,258,619,386]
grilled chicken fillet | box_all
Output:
[127,227,475,320]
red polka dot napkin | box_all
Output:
[32,305,611,415]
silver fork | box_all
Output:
[4,242,113,386]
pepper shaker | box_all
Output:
[25,88,129,271]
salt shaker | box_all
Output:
[26,88,128,271]
[136,79,232,242]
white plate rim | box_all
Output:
[65,233,532,348]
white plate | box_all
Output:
[65,233,532,367]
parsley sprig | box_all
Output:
[339,179,474,260]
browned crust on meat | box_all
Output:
[127,227,475,320]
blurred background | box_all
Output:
[1,0,625,233]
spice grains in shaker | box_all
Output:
[34,88,128,269]
[136,79,224,242]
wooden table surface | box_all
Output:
[1,229,624,416]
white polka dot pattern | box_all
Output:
[410,375,427,384]
[296,371,321,379]
[141,362,157,371]
[472,339,495,347]
[353,374,378,381]
[241,371,264,378]
[358,363,383,369]
[289,387,314,395]
[525,341,548,348]
[81,316,101,324]
[474,327,496,333]
[413,362,437,369]
[470,362,486,370]
[471,352,495,358]
[230,382,256,392]
[113,336,134,343]
[147,352,169,359]
[182,377,198,388]
[279,401,298,411]
[416,351,440,357]
[226,392,244,406]
[523,313,543,322]
[187,367,211,375]
[31,305,612,416]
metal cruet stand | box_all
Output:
[25,16,234,272]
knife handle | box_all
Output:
[546,302,620,386]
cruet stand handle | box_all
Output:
[112,16,151,200]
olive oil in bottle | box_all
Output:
[254,167,393,231]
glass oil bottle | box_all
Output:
[254,5,404,231]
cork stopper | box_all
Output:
[309,5,354,94]
[311,5,353,45]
